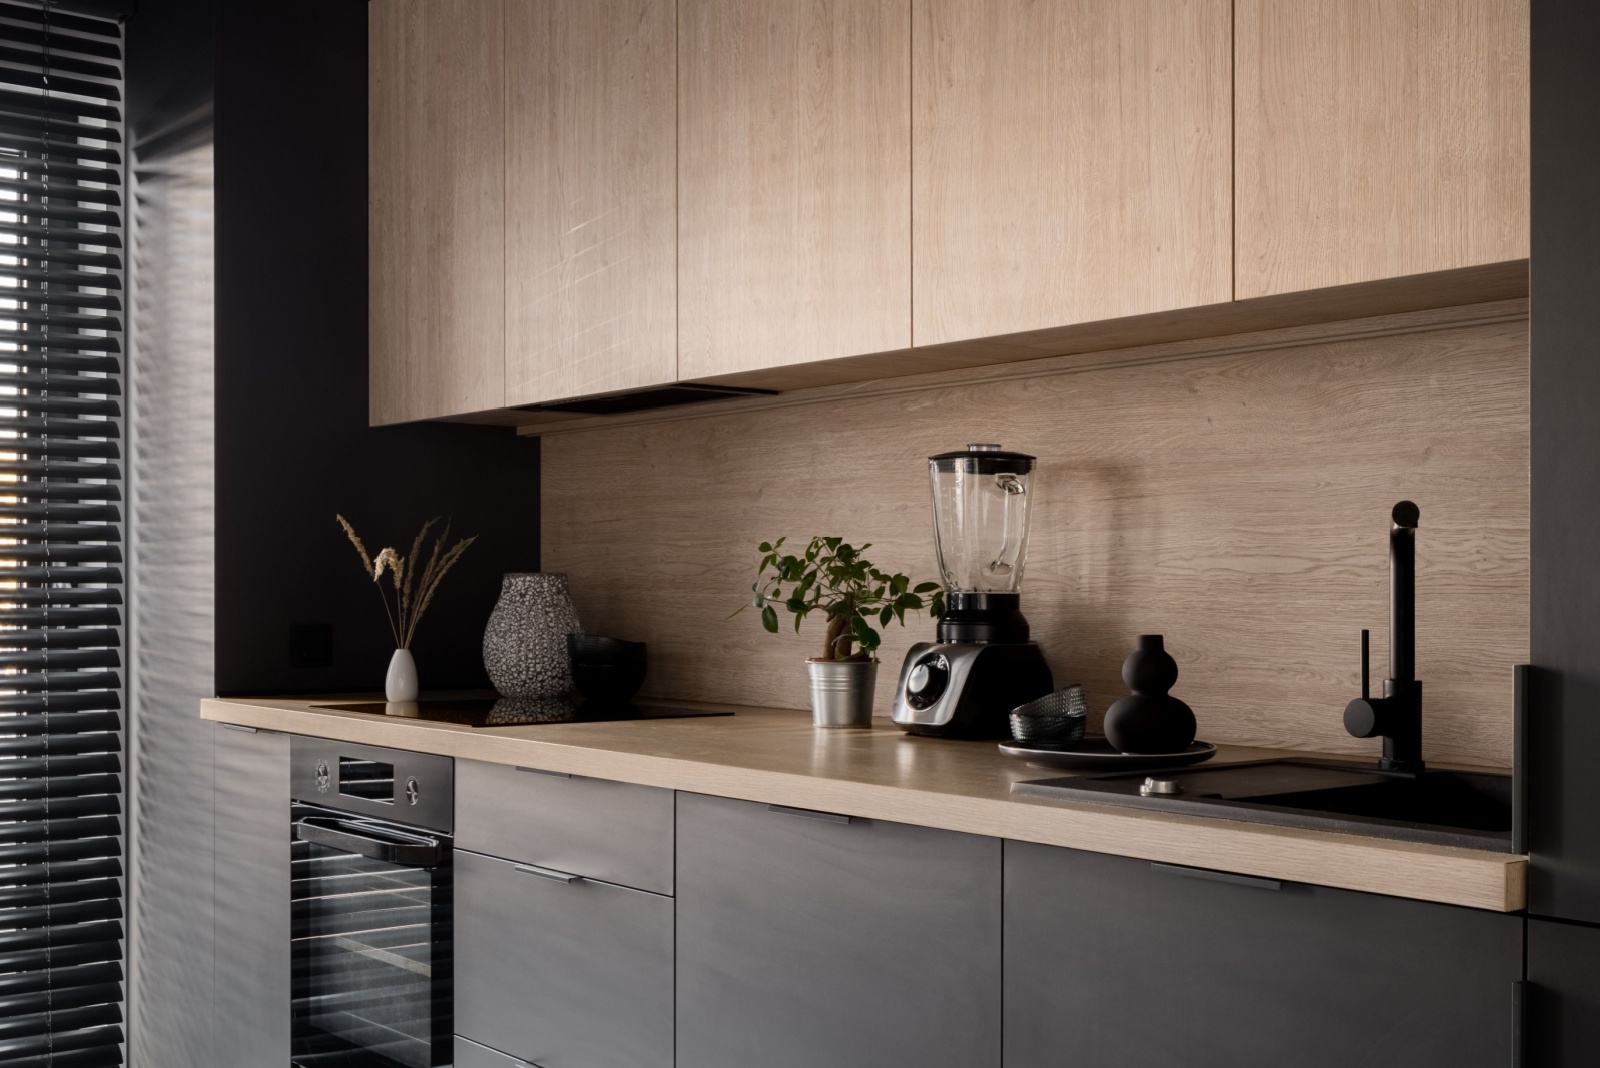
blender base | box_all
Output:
[890,641,1054,740]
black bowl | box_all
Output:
[567,634,648,704]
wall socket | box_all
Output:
[288,623,333,669]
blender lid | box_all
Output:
[930,443,1036,473]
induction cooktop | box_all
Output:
[315,697,733,729]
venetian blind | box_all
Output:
[0,2,125,1066]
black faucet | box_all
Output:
[1343,501,1425,773]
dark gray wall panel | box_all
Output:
[214,1,539,698]
[1529,0,1600,921]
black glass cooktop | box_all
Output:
[315,697,733,729]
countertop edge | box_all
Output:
[202,696,1526,913]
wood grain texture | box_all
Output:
[369,0,506,425]
[510,266,1528,430]
[504,0,676,406]
[201,698,1526,912]
[677,0,911,378]
[912,0,1232,346]
[1235,0,1530,298]
[544,317,1529,769]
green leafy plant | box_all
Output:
[736,536,944,662]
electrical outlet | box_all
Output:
[289,623,333,669]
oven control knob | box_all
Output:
[405,777,420,805]
[314,760,330,793]
[905,654,950,710]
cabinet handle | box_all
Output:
[1151,862,1282,891]
[515,863,583,884]
[767,803,853,825]
[1511,980,1524,1068]
[515,765,572,779]
[220,723,258,734]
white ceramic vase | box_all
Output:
[482,573,583,697]
[386,647,419,702]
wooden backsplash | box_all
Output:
[543,307,1529,767]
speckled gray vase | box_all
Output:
[482,573,583,698]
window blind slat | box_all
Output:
[0,6,124,1063]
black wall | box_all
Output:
[1528,0,1600,924]
[213,2,539,694]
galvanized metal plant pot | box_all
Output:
[805,659,878,728]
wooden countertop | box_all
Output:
[200,694,1525,912]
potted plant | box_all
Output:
[738,536,943,727]
[338,515,477,701]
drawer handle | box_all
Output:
[767,803,853,825]
[515,765,572,779]
[1151,862,1282,891]
[220,723,259,734]
[515,863,583,884]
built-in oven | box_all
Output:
[289,737,454,1068]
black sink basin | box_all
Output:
[1012,758,1515,852]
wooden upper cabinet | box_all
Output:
[504,0,676,406]
[1235,0,1530,299]
[912,0,1233,347]
[677,0,911,381]
[369,0,505,425]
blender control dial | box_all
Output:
[906,654,951,710]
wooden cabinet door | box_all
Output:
[1005,841,1523,1068]
[678,0,911,380]
[504,0,676,406]
[676,792,1002,1068]
[1235,0,1530,299]
[913,0,1232,346]
[368,0,504,424]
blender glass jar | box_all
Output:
[928,444,1036,593]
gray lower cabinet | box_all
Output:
[212,724,291,1068]
[1527,916,1600,1067]
[454,848,674,1068]
[1005,841,1524,1068]
[456,758,675,895]
[675,791,1003,1068]
[454,1034,535,1067]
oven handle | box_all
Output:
[295,816,448,868]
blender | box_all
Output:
[891,444,1054,739]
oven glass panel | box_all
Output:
[291,802,452,1068]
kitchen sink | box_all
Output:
[1012,758,1516,852]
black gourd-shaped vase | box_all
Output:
[1103,634,1196,755]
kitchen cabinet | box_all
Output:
[1234,0,1530,299]
[675,792,1002,1068]
[1527,918,1600,1067]
[503,0,676,406]
[212,725,291,1068]
[1004,841,1523,1068]
[912,0,1232,346]
[454,1035,534,1068]
[455,849,674,1068]
[677,0,911,380]
[368,0,505,424]
[455,759,675,895]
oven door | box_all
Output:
[291,802,452,1068]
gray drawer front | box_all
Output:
[676,791,1002,1068]
[456,758,674,894]
[1004,841,1523,1068]
[455,849,674,1068]
[454,1036,534,1068]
